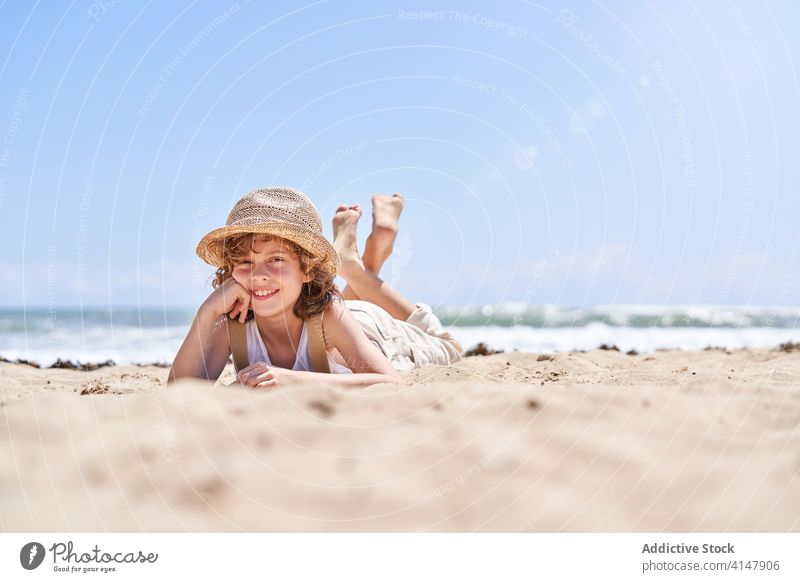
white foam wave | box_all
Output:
[453,324,799,354]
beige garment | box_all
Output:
[343,299,464,372]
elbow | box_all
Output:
[165,370,215,387]
[166,355,188,385]
[165,365,204,386]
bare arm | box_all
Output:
[167,277,254,385]
[317,298,404,388]
[166,308,232,384]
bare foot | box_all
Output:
[363,193,404,273]
[332,204,365,280]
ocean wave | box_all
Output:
[0,305,797,365]
[438,303,800,328]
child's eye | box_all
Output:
[240,260,252,265]
[271,257,284,262]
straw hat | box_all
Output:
[196,186,340,276]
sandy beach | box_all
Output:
[1,346,798,532]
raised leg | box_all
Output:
[341,285,360,300]
[333,204,362,300]
[332,200,415,321]
[362,193,404,275]
[339,261,416,321]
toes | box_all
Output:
[370,193,404,204]
[336,204,362,214]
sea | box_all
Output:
[0,304,798,367]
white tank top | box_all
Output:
[246,316,354,374]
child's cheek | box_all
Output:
[231,268,247,287]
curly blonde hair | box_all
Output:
[210,233,342,322]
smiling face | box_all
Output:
[231,236,313,316]
[212,231,343,321]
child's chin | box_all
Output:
[252,299,283,310]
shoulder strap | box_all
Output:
[227,317,250,374]
[307,313,331,374]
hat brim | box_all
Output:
[196,224,340,275]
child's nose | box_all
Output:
[252,263,277,279]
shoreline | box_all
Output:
[2,340,799,371]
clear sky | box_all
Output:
[0,0,798,309]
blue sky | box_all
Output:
[0,0,798,309]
